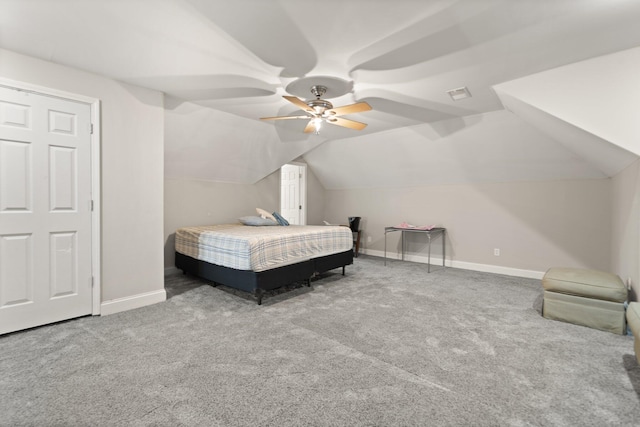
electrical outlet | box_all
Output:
[367,236,372,243]
[494,248,500,256]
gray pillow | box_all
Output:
[239,216,278,226]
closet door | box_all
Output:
[0,87,93,335]
[280,164,306,225]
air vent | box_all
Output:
[446,86,471,101]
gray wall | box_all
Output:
[323,178,612,274]
[0,48,165,303]
[612,159,640,300]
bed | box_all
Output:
[174,223,354,304]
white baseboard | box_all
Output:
[164,266,180,276]
[100,289,167,316]
[361,249,545,280]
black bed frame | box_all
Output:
[175,250,354,305]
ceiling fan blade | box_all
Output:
[326,116,368,130]
[260,115,309,121]
[327,102,372,116]
[283,95,312,112]
[303,120,316,133]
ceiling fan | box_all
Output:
[260,85,372,134]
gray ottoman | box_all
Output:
[542,267,627,334]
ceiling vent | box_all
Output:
[446,86,472,101]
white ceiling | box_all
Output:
[1,0,639,187]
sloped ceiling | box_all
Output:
[1,0,639,187]
[493,46,640,159]
[164,98,325,183]
[304,110,609,190]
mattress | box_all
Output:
[175,224,353,272]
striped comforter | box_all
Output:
[175,224,353,272]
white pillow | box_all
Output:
[256,208,277,222]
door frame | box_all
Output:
[0,78,102,315]
[280,162,307,225]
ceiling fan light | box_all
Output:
[313,117,322,132]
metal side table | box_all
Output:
[384,227,446,272]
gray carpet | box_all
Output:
[1,255,639,426]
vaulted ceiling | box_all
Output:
[1,0,639,188]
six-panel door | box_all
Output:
[0,87,93,335]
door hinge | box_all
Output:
[90,200,94,211]
[89,123,94,134]
[299,205,302,210]
[90,276,94,287]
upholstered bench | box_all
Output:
[542,267,627,334]
[627,302,640,363]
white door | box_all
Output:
[0,87,93,335]
[280,164,306,225]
